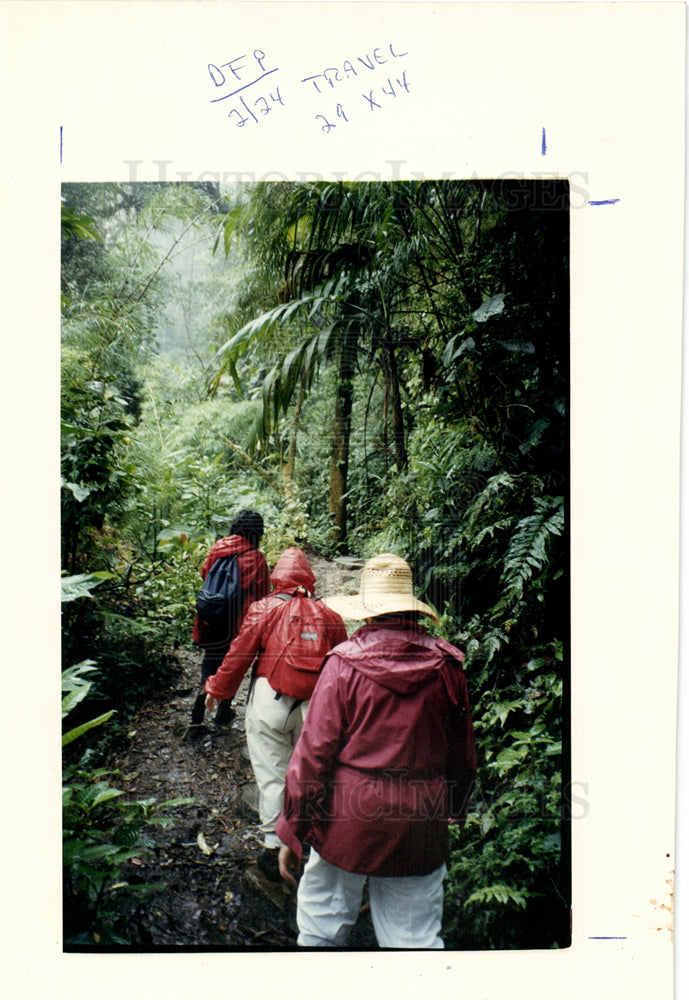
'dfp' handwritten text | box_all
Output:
[208,49,279,101]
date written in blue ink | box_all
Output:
[208,49,285,127]
[226,87,285,127]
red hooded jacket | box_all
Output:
[205,548,348,702]
[276,620,477,878]
[191,534,271,646]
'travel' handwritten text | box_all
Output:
[301,43,408,94]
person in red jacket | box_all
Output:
[205,547,347,881]
[276,552,477,949]
[190,509,271,729]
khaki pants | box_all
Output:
[296,848,446,948]
[245,676,304,848]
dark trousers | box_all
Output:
[191,644,235,725]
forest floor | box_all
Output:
[104,554,378,951]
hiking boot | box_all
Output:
[190,692,206,727]
[256,847,281,883]
[187,724,207,742]
[214,703,236,728]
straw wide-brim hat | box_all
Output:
[323,552,438,622]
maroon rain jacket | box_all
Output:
[191,534,271,647]
[276,620,477,878]
[205,548,348,703]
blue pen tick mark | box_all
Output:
[541,127,547,156]
[589,199,620,206]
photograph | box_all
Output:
[59,177,570,951]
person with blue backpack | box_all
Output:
[190,509,271,729]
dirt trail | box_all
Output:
[106,555,376,950]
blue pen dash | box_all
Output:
[588,199,620,206]
[60,126,63,164]
[588,936,628,940]
[541,127,547,156]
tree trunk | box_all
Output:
[282,382,309,541]
[282,382,303,492]
[329,344,355,550]
[386,342,407,470]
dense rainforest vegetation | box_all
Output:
[61,179,569,950]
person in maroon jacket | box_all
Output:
[276,552,477,949]
[190,509,271,728]
[205,548,347,881]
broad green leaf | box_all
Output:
[472,293,506,322]
[62,710,115,747]
[60,574,103,603]
[63,481,93,502]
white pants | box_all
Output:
[296,848,446,949]
[245,677,304,849]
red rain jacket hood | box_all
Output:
[270,547,317,595]
[201,533,253,571]
[204,549,347,704]
[333,621,465,698]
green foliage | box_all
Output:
[444,646,567,949]
[62,559,186,735]
[62,661,116,747]
[61,205,103,244]
[63,763,193,946]
[60,367,138,573]
[61,663,194,946]
[61,183,228,572]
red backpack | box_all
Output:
[261,592,336,701]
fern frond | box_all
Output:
[461,472,517,539]
[464,883,528,909]
[493,496,564,616]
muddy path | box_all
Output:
[103,555,377,950]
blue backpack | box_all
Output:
[196,556,242,641]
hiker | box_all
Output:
[204,547,348,881]
[191,509,271,728]
[275,552,477,949]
